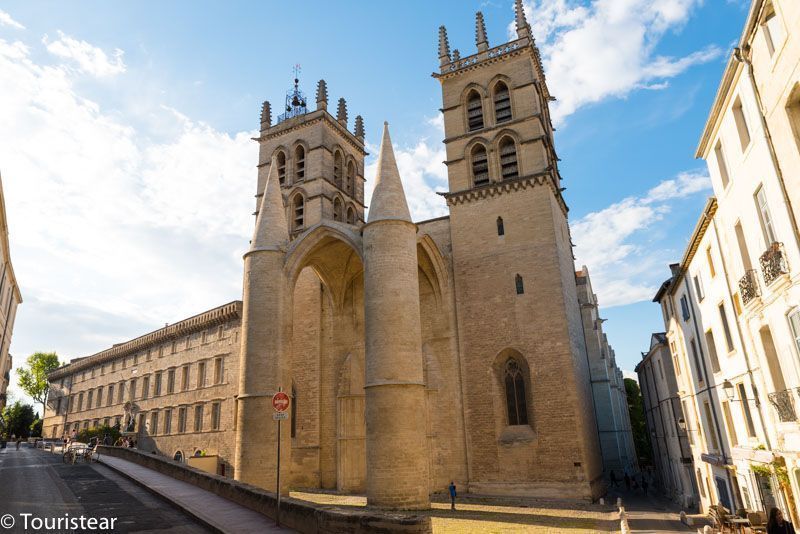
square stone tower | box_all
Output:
[434,3,604,499]
[255,77,367,234]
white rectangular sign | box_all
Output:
[273,412,289,421]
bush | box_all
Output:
[76,424,121,444]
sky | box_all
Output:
[0,0,752,406]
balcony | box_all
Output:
[738,269,761,305]
[768,389,797,422]
[760,242,789,286]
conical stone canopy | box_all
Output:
[367,122,412,223]
[251,157,289,249]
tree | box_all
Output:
[2,401,36,439]
[29,415,43,438]
[16,352,60,414]
[625,377,653,466]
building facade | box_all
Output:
[577,266,637,476]
[45,3,608,508]
[637,333,698,508]
[0,174,22,416]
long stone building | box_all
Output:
[0,173,22,416]
[44,3,607,507]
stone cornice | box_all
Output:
[48,301,243,380]
[438,171,568,215]
[254,111,367,156]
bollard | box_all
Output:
[703,526,712,534]
[599,497,605,505]
[616,497,622,507]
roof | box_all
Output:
[48,301,242,380]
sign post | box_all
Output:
[272,389,290,526]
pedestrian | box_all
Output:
[70,429,77,443]
[15,437,21,450]
[448,481,457,511]
[641,477,648,496]
[768,507,796,534]
[624,473,631,491]
[609,470,618,487]
[103,434,112,446]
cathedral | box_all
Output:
[43,2,610,510]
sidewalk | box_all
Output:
[100,455,293,534]
[607,486,703,533]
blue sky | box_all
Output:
[0,0,751,405]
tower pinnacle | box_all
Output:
[260,101,272,132]
[438,25,451,66]
[354,115,364,140]
[515,0,530,39]
[251,157,289,250]
[316,79,328,111]
[336,98,348,127]
[475,12,488,52]
[367,123,411,223]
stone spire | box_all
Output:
[316,79,328,111]
[514,0,530,39]
[251,157,289,250]
[354,115,364,140]
[438,25,451,66]
[367,122,411,223]
[452,49,461,62]
[336,98,348,127]
[260,101,271,131]
[475,12,488,52]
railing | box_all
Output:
[760,242,789,286]
[445,39,525,72]
[738,269,761,305]
[768,389,797,422]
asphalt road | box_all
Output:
[0,444,212,533]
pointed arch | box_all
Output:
[333,149,343,188]
[466,89,484,131]
[346,205,356,225]
[492,80,512,124]
[293,143,306,182]
[291,192,305,232]
[493,349,531,427]
[275,149,287,186]
[333,196,344,222]
[470,143,490,186]
[346,159,355,195]
[498,136,519,180]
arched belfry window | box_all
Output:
[515,274,524,295]
[346,161,355,194]
[471,145,489,187]
[499,137,519,181]
[333,197,343,222]
[276,151,287,186]
[497,216,505,236]
[334,151,343,188]
[504,359,528,425]
[294,146,305,181]
[292,194,304,231]
[467,90,484,131]
[346,206,356,225]
[494,82,512,124]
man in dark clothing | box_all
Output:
[103,434,112,446]
[448,481,457,510]
[641,477,648,496]
[609,470,618,487]
[624,473,631,491]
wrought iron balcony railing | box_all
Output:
[768,389,797,422]
[760,242,789,286]
[738,269,760,305]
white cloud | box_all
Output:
[510,0,722,124]
[43,31,126,77]
[0,9,25,30]
[572,170,711,307]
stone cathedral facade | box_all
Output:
[44,3,605,508]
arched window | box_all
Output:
[504,359,528,425]
[334,151,343,188]
[467,90,484,131]
[346,161,355,194]
[333,197,343,222]
[294,145,305,181]
[471,144,489,186]
[292,194,304,231]
[346,206,356,225]
[497,216,505,236]
[493,82,512,123]
[173,450,184,462]
[499,137,519,181]
[515,274,524,295]
[276,151,287,185]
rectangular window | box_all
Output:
[107,384,114,406]
[194,404,204,432]
[719,303,735,353]
[178,407,187,433]
[683,400,694,445]
[181,366,190,391]
[154,372,162,396]
[694,274,705,301]
[167,369,175,394]
[141,376,150,399]
[87,390,93,408]
[715,141,730,188]
[658,358,665,380]
[755,186,777,246]
[738,383,757,437]
[211,402,221,431]
[171,341,177,354]
[690,339,704,384]
[68,395,74,413]
[146,349,152,362]
[163,409,172,434]
[762,9,784,57]
[214,358,224,384]
[789,310,800,357]
[197,361,206,388]
[705,330,721,373]
[129,378,137,400]
[96,386,103,408]
[706,246,716,277]
[680,295,691,321]
[111,361,116,372]
[150,412,159,436]
[735,221,752,272]
[703,401,719,451]
[733,97,751,151]
[722,401,738,447]
[118,381,125,403]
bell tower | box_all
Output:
[254,71,367,236]
[434,1,604,499]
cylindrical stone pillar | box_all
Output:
[363,218,430,509]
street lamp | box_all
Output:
[722,379,735,401]
[678,417,687,432]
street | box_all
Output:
[0,444,211,533]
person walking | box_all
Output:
[624,473,631,491]
[448,481,457,511]
[15,437,21,450]
[768,507,796,534]
[609,470,618,487]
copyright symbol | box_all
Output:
[0,514,14,528]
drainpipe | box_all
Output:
[734,46,800,253]
[682,275,742,510]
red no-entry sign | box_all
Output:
[272,391,290,412]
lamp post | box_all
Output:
[678,417,687,432]
[722,380,735,402]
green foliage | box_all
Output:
[29,416,42,438]
[751,463,772,478]
[625,378,653,465]
[75,424,121,445]
[1,401,36,439]
[16,352,60,410]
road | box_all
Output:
[0,444,212,533]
